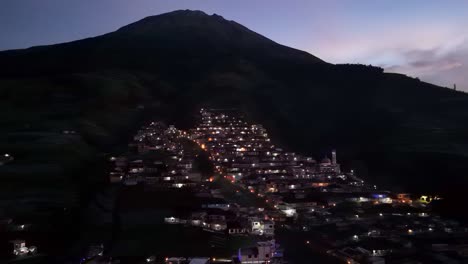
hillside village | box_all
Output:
[101,109,468,263]
[2,108,467,264]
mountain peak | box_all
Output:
[116,9,229,33]
[149,9,225,20]
[112,10,323,63]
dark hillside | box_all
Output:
[0,10,467,220]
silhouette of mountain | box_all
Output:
[0,10,466,219]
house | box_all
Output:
[281,194,318,211]
[0,153,14,165]
[164,216,183,224]
[189,258,210,264]
[10,240,37,256]
[208,219,227,231]
[109,172,123,183]
[123,176,138,186]
[201,198,231,211]
[249,218,275,237]
[327,247,363,264]
[190,212,207,227]
[177,158,194,170]
[165,257,187,264]
[395,193,412,203]
[186,172,202,182]
[236,240,277,264]
[265,211,287,222]
[262,221,275,237]
[276,203,297,217]
[228,221,249,235]
[367,256,386,264]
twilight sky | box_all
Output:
[1,0,467,90]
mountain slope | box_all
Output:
[0,10,323,77]
[0,9,467,219]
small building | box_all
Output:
[9,240,37,256]
[0,154,14,166]
[228,221,249,235]
[236,240,278,264]
[164,217,183,224]
[189,258,210,264]
[201,198,231,211]
[208,220,227,231]
[250,218,275,237]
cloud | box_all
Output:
[384,41,468,90]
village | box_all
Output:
[3,108,468,264]
[104,108,468,263]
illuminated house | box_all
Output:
[249,218,275,236]
[281,194,318,211]
[208,219,227,231]
[236,240,280,264]
[109,171,123,183]
[419,195,442,204]
[164,216,184,224]
[0,153,14,165]
[9,240,37,256]
[276,203,297,217]
[395,193,412,203]
[201,198,231,211]
[228,221,249,235]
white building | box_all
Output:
[250,218,275,237]
[237,240,277,264]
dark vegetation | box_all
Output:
[0,10,467,221]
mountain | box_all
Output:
[0,10,467,219]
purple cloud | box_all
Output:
[384,41,467,89]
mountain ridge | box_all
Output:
[0,9,467,220]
